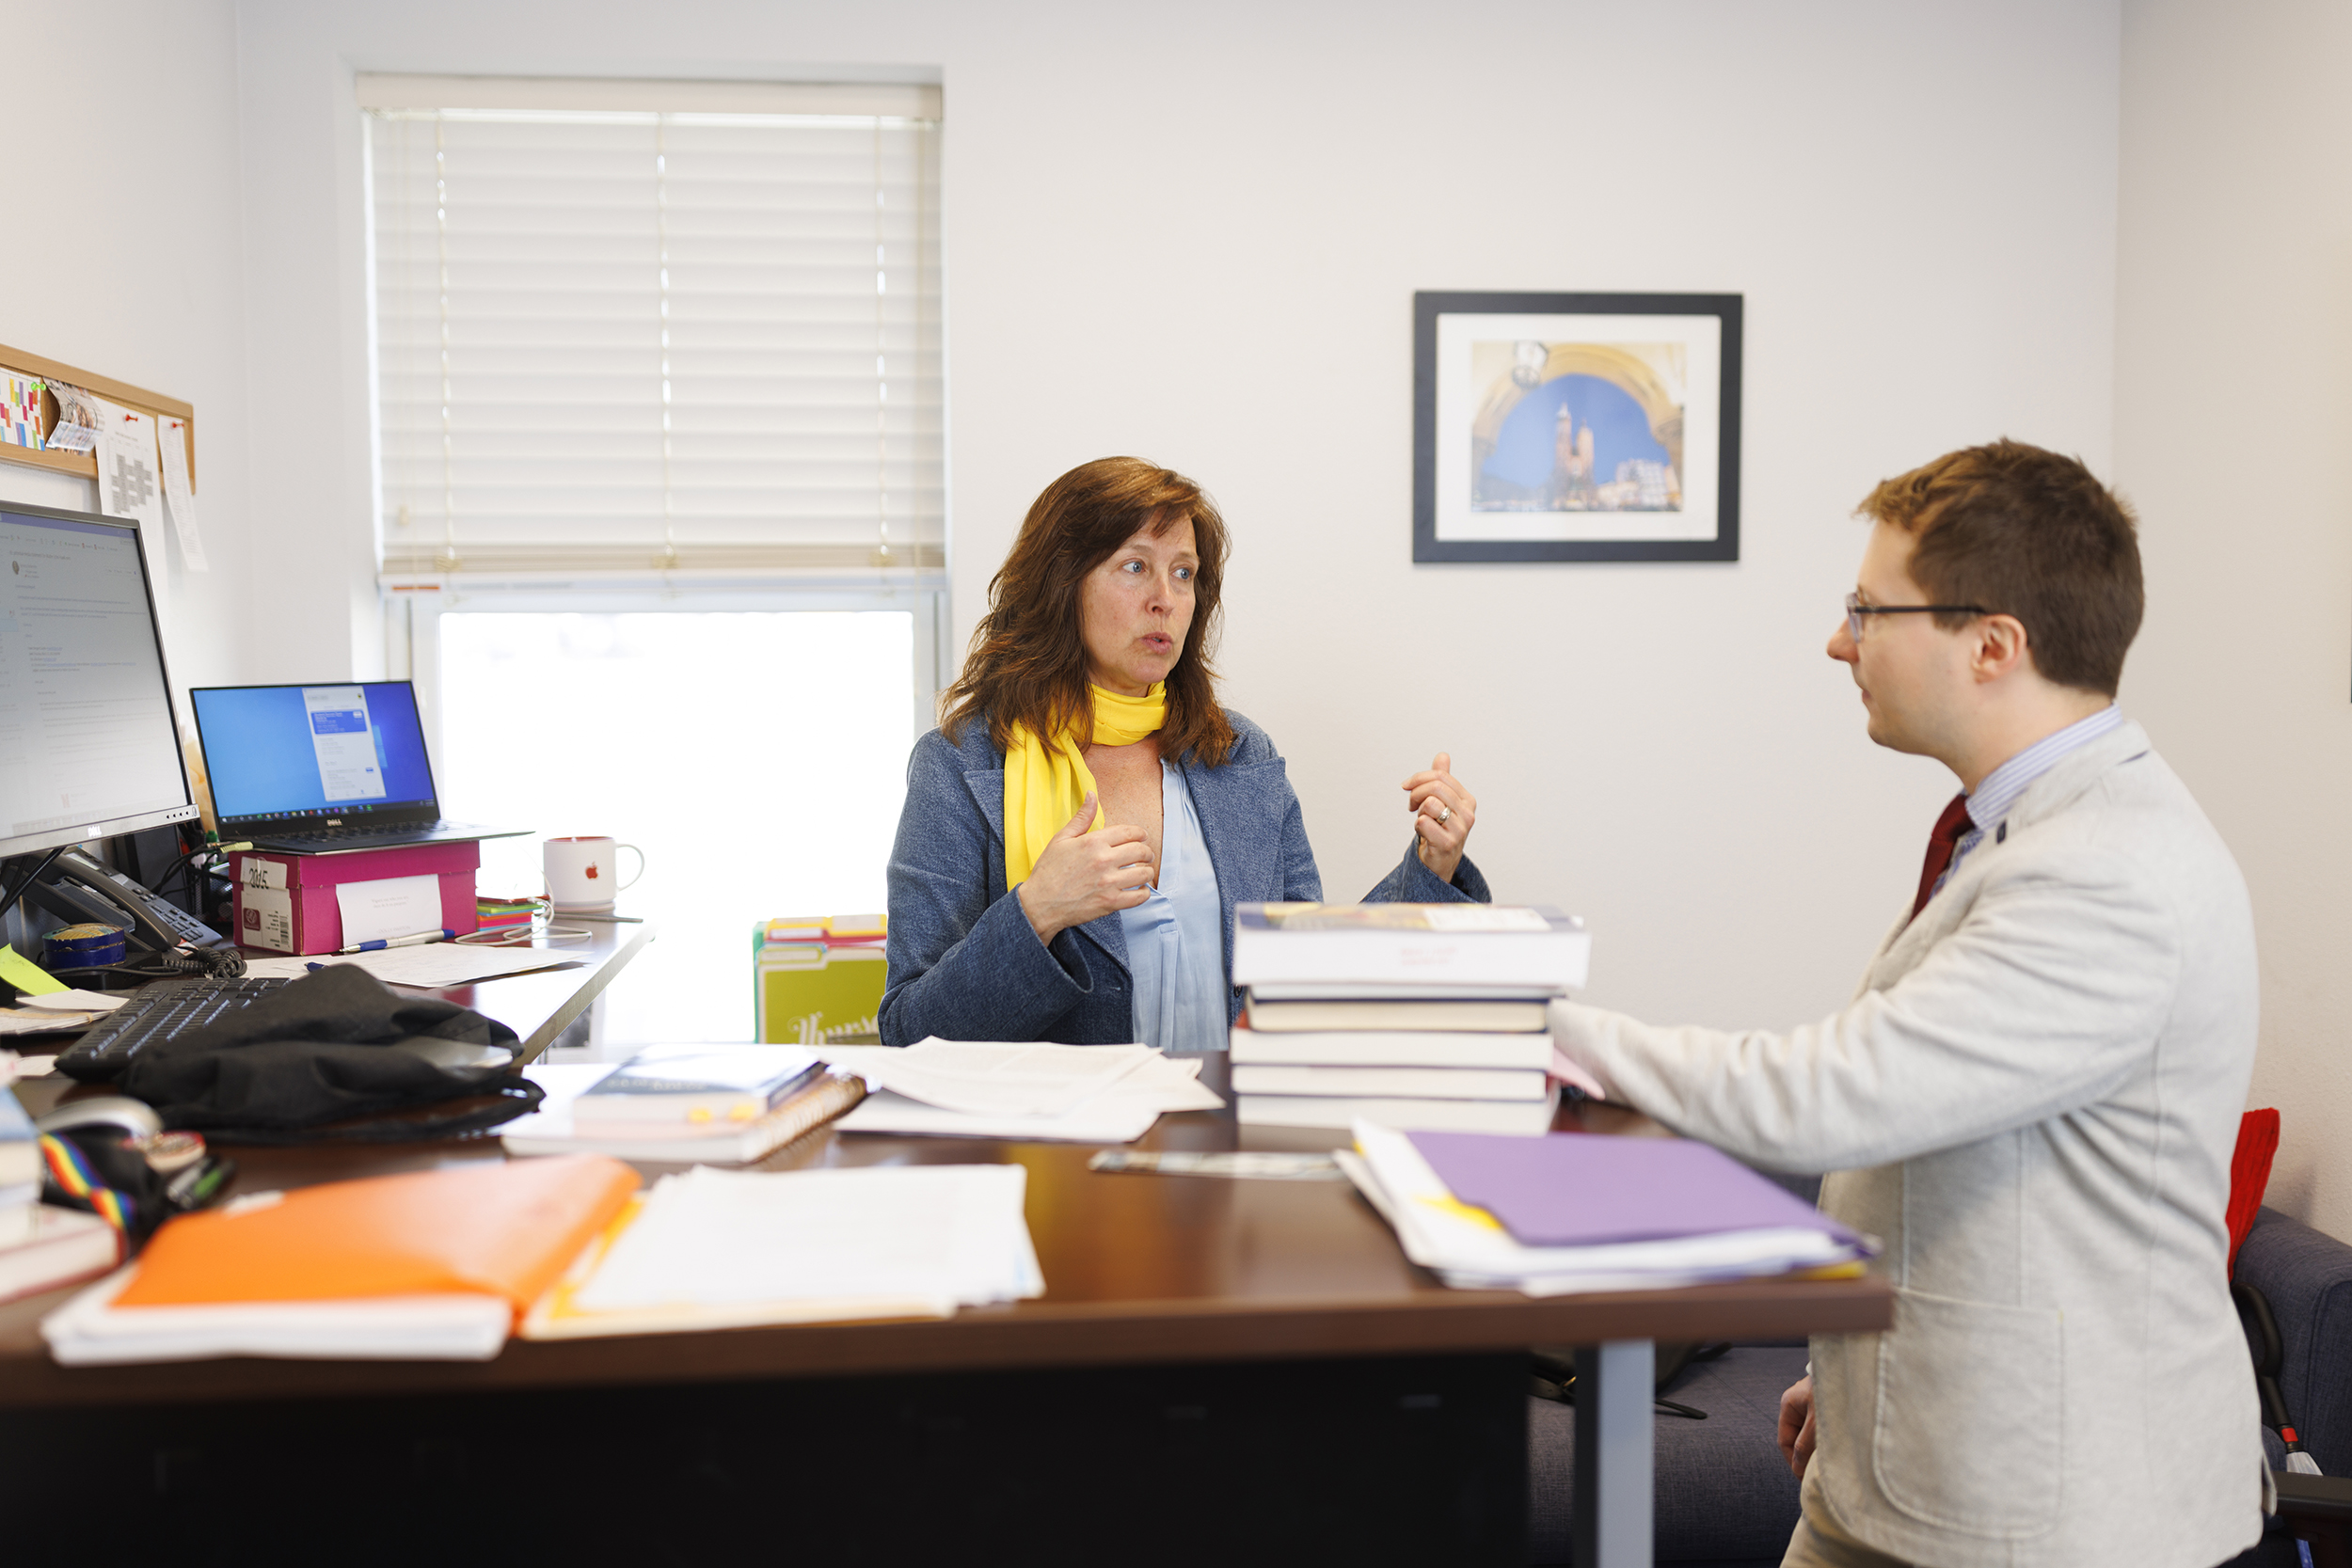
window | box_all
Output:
[362,77,946,1044]
[362,75,942,575]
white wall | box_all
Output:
[0,0,253,694]
[231,0,2124,1038]
[2116,0,2352,1236]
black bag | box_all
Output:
[119,964,544,1144]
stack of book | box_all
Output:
[502,1042,867,1163]
[1228,903,1592,1134]
[474,894,540,936]
[1,1091,121,1305]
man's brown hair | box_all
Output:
[1858,439,2143,696]
[942,457,1238,767]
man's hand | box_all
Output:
[1016,793,1154,943]
[1777,1374,1817,1481]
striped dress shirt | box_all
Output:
[1931,705,2124,901]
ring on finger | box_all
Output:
[1437,804,1452,825]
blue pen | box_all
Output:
[329,927,455,958]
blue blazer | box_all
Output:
[879,709,1491,1046]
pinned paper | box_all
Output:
[94,399,166,539]
[335,874,442,947]
[240,857,288,891]
[0,947,66,996]
[155,415,209,572]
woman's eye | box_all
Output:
[1174,566,1194,581]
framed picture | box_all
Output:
[1412,292,1743,562]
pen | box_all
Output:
[333,927,453,956]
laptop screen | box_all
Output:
[192,682,440,829]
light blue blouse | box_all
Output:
[1117,761,1231,1054]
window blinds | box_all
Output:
[362,77,942,578]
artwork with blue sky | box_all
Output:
[1481,374,1670,496]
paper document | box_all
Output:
[94,398,166,538]
[240,944,582,987]
[1342,1121,1870,1297]
[22,989,127,1013]
[153,414,209,571]
[522,1163,1042,1338]
[821,1043,1222,1144]
[834,1038,1157,1117]
[334,874,442,947]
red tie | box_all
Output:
[1910,793,1974,920]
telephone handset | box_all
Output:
[24,847,230,954]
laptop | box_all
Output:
[189,681,529,853]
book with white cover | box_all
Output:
[1231,1064,1549,1101]
[2,1205,119,1306]
[1232,904,1589,990]
[1235,1086,1559,1135]
[1244,995,1549,1033]
[1230,1028,1554,1070]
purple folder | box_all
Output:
[1408,1131,1863,1250]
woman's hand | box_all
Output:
[1016,793,1155,944]
[1403,752,1478,884]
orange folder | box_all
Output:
[116,1154,641,1317]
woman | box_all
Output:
[880,457,1489,1050]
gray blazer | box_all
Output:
[880,708,1488,1046]
[1554,721,2263,1568]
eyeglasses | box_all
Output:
[1843,592,1992,641]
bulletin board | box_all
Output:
[1,340,203,567]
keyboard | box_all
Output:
[253,820,489,851]
[57,974,293,1083]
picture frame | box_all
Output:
[1412,292,1743,563]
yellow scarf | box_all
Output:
[1002,683,1168,887]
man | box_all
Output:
[1554,440,2263,1568]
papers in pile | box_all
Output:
[1339,1121,1874,1297]
[525,1162,1041,1338]
[818,1038,1223,1143]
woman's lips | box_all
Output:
[1141,634,1172,652]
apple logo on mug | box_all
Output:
[586,863,600,879]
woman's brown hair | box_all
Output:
[942,457,1238,768]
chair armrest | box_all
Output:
[2278,1470,2352,1525]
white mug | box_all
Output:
[544,836,644,911]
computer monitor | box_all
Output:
[0,500,200,859]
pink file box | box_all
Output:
[230,842,482,956]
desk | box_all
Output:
[0,1043,1886,1567]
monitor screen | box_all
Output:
[190,681,439,827]
[0,503,199,858]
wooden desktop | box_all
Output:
[0,936,1889,1566]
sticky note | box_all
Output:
[0,947,66,996]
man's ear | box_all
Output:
[1971,614,2032,684]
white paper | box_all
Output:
[153,415,208,571]
[94,398,166,538]
[239,856,288,891]
[240,886,295,952]
[825,1048,1222,1144]
[822,1038,1155,1117]
[21,989,128,1013]
[334,873,443,946]
[570,1164,1040,1316]
[240,943,584,987]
